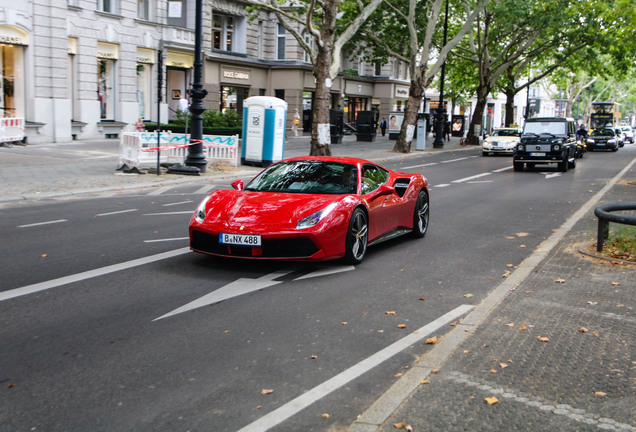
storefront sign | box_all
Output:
[97,42,118,59]
[0,25,28,46]
[166,51,193,68]
[223,70,250,80]
[395,85,409,98]
[136,48,155,64]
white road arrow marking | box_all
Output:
[295,265,355,280]
[153,269,293,321]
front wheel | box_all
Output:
[513,161,524,172]
[344,208,368,265]
[411,190,429,238]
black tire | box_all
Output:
[411,190,429,238]
[568,154,576,169]
[513,161,524,172]
[558,155,568,172]
[482,151,489,156]
[344,208,368,265]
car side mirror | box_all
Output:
[231,179,244,191]
[375,184,396,197]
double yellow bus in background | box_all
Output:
[590,102,620,130]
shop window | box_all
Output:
[98,0,118,14]
[137,0,149,20]
[277,23,285,60]
[98,59,116,119]
[213,14,234,51]
[1,44,25,119]
[136,64,152,120]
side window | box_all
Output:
[361,165,389,195]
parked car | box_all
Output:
[620,126,634,144]
[614,128,626,147]
[513,117,577,172]
[482,128,521,156]
[189,156,429,265]
[587,128,620,151]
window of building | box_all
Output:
[358,57,365,76]
[303,31,313,63]
[277,23,285,60]
[136,64,152,120]
[98,0,117,14]
[98,59,116,119]
[167,0,186,27]
[374,60,382,76]
[257,20,264,59]
[213,14,234,51]
[137,0,149,20]
[0,44,25,119]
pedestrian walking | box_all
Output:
[444,120,451,141]
[135,117,145,132]
[380,117,387,136]
[292,108,301,137]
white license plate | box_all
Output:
[530,152,545,156]
[219,233,262,246]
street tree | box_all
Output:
[353,0,488,153]
[245,0,383,156]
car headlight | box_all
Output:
[553,144,560,151]
[608,139,616,144]
[297,202,338,229]
[586,139,594,144]
[517,144,524,151]
[194,196,211,223]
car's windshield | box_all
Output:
[245,161,358,194]
[491,129,519,137]
[523,121,567,135]
[591,129,615,136]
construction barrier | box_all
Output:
[119,132,239,170]
[0,117,25,143]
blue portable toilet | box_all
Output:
[242,96,288,167]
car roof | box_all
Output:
[281,156,378,166]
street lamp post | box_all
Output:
[433,0,449,148]
[171,0,207,174]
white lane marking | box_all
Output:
[467,180,493,184]
[236,304,474,432]
[402,162,438,169]
[441,157,469,163]
[295,265,355,280]
[142,211,193,216]
[543,172,562,179]
[447,372,634,430]
[144,237,189,243]
[147,186,175,196]
[194,184,216,194]
[492,166,513,173]
[0,248,191,302]
[162,200,193,207]
[96,209,138,217]
[434,184,451,188]
[452,172,492,183]
[154,269,294,321]
[18,219,68,228]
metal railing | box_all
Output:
[593,203,636,252]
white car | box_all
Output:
[482,128,521,156]
[620,126,634,143]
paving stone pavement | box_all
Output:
[348,160,635,432]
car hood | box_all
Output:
[485,136,518,143]
[199,190,346,231]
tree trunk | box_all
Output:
[310,59,332,156]
[504,86,516,126]
[393,79,424,153]
[466,87,488,145]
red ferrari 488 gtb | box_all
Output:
[189,156,429,264]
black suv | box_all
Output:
[587,128,620,151]
[513,117,577,172]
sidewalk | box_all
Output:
[0,132,471,203]
[348,159,636,432]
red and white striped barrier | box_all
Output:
[119,132,239,169]
[0,117,25,143]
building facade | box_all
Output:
[0,0,528,144]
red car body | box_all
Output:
[189,156,429,264]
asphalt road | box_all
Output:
[1,145,633,432]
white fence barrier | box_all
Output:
[119,132,239,170]
[0,117,25,143]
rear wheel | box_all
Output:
[411,190,429,238]
[344,208,368,265]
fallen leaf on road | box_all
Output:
[394,422,407,429]
[484,396,500,405]
[611,282,621,286]
[261,389,274,395]
[593,332,600,337]
[463,293,474,298]
[394,373,403,378]
[516,232,529,237]
[587,301,598,305]
[554,278,566,283]
[398,324,407,329]
[502,271,511,278]
[595,391,607,396]
[419,297,425,301]
[490,369,497,374]
[520,245,526,248]
[420,380,430,384]
[341,322,348,325]
[507,264,514,268]
[386,311,397,315]
[322,413,330,419]
[450,321,457,326]
[310,355,318,359]
[500,363,508,369]
[518,324,527,331]
[425,336,438,344]
[579,327,588,333]
[41,254,48,258]
[537,337,550,342]
[505,322,515,327]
